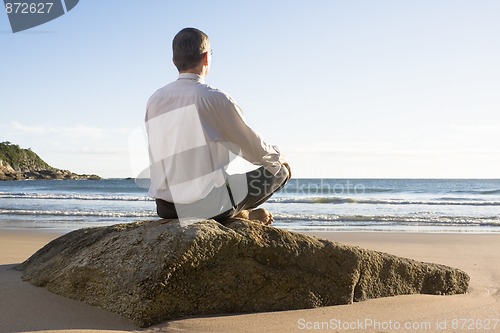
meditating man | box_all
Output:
[145,27,290,225]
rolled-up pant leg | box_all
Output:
[228,165,289,213]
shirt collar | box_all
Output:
[178,73,205,83]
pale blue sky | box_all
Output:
[1,1,499,178]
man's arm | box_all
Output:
[204,94,287,175]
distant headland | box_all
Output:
[0,141,101,181]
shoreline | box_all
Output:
[2,218,500,234]
[1,227,499,333]
[2,178,500,233]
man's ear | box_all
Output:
[202,52,209,66]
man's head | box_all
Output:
[172,28,211,75]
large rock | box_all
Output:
[18,219,469,327]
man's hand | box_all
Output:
[283,162,292,179]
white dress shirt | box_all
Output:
[146,73,284,204]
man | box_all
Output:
[146,27,290,225]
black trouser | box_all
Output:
[155,166,290,222]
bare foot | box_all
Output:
[234,208,274,225]
[248,208,274,226]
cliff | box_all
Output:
[0,141,101,180]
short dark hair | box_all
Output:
[172,28,210,72]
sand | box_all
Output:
[1,229,499,333]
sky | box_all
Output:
[1,1,499,179]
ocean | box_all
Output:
[0,178,499,233]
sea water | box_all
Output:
[0,178,499,232]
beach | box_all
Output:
[1,229,499,333]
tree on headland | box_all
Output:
[0,141,50,170]
[0,141,101,180]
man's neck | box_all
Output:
[180,70,203,76]
[179,65,208,77]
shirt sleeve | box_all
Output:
[203,93,284,175]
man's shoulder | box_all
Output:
[181,84,239,111]
[206,86,243,110]
[196,83,232,100]
[150,80,181,95]
[147,81,177,101]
